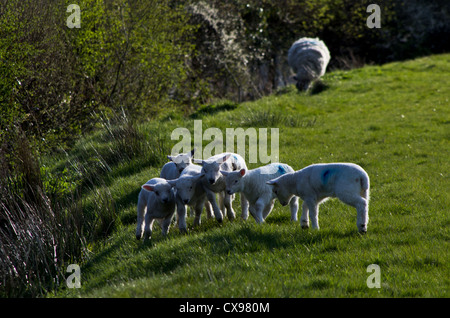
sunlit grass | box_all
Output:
[52,54,449,298]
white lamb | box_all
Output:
[135,178,176,240]
[168,164,213,233]
[195,153,249,222]
[266,163,370,233]
[288,37,330,91]
[160,148,196,180]
[221,163,299,224]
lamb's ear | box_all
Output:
[142,184,154,192]
[220,170,229,176]
[266,180,277,186]
[239,168,246,177]
[221,154,231,164]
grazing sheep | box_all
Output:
[288,37,330,91]
[168,164,213,233]
[266,163,370,233]
[195,153,249,222]
[160,149,196,180]
[221,163,299,224]
[136,178,176,240]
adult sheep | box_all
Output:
[288,37,330,91]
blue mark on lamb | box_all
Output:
[278,164,287,175]
[321,169,335,185]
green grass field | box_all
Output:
[52,54,449,298]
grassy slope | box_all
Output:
[54,54,449,297]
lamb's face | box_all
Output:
[267,180,294,206]
[174,175,202,204]
[222,170,244,195]
[168,149,195,174]
[142,182,174,204]
[202,161,222,185]
[169,154,192,173]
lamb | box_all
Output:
[221,163,299,224]
[266,163,370,233]
[288,37,330,91]
[195,153,249,222]
[167,164,213,233]
[160,149,196,180]
[135,178,176,240]
[161,148,202,218]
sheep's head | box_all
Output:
[167,148,195,173]
[266,177,294,206]
[221,168,246,195]
[293,76,311,91]
[198,154,230,185]
[169,173,204,204]
[142,181,174,204]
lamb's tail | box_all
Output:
[360,173,370,202]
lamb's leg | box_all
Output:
[161,214,174,236]
[306,199,319,229]
[193,199,205,227]
[205,201,214,219]
[289,196,299,222]
[339,194,369,233]
[144,213,155,240]
[218,192,225,216]
[136,195,147,240]
[176,200,188,233]
[253,198,266,224]
[359,198,369,233]
[224,193,236,221]
[300,201,309,229]
[262,199,275,221]
[240,193,249,220]
[358,199,369,233]
[205,188,223,222]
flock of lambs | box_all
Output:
[136,38,370,241]
[136,150,370,241]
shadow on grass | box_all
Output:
[189,100,238,119]
[70,219,367,296]
[197,222,362,256]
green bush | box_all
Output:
[0,0,201,152]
